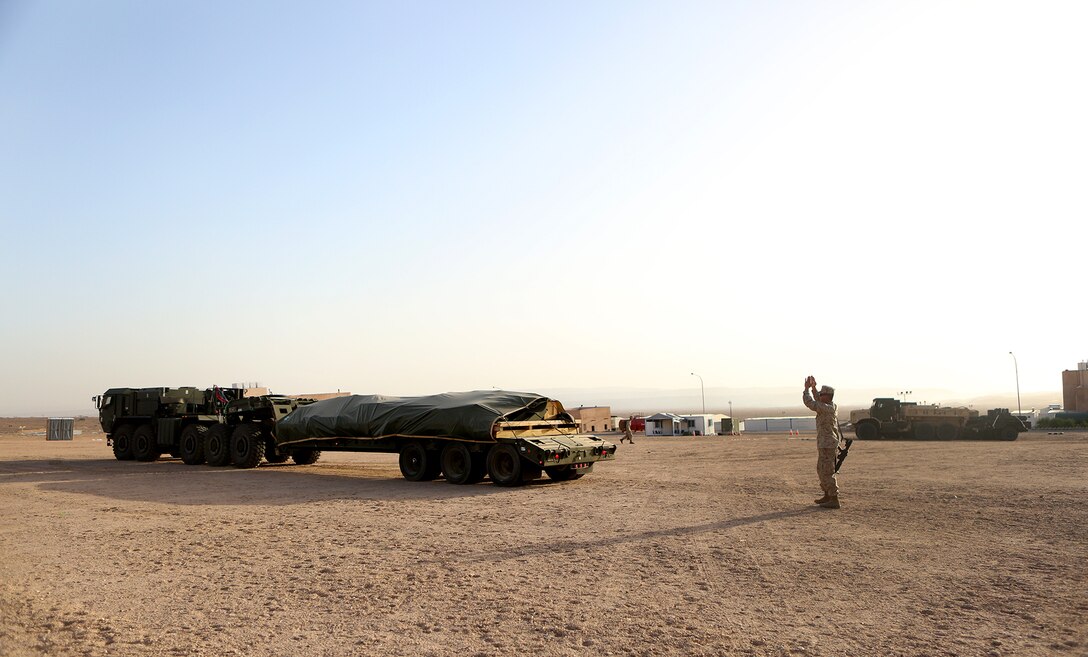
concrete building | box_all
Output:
[1062,362,1088,412]
[568,406,612,433]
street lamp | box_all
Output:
[690,372,705,414]
[1009,352,1022,416]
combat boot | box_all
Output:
[819,497,840,509]
[814,495,831,505]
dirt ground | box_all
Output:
[1,417,1085,657]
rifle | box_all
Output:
[834,423,853,473]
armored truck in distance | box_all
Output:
[94,388,616,486]
[849,398,1027,441]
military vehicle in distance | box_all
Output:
[94,388,616,486]
[849,398,1027,440]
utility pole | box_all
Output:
[1009,352,1022,416]
[690,372,705,414]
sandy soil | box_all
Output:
[1,417,1085,657]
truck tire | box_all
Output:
[179,425,208,465]
[399,442,439,481]
[290,449,321,465]
[486,443,525,486]
[914,423,937,440]
[998,426,1019,441]
[132,424,161,462]
[111,424,135,461]
[855,422,880,440]
[545,464,586,481]
[265,442,290,464]
[936,423,960,440]
[230,424,265,469]
[441,443,479,485]
[204,424,233,467]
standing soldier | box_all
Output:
[803,375,841,509]
[619,419,635,444]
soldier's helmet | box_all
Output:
[819,385,835,398]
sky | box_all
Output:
[1,1,1085,415]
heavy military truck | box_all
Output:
[849,398,1027,440]
[95,388,616,486]
[93,386,244,462]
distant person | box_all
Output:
[619,421,635,444]
[803,375,841,509]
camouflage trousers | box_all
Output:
[817,447,839,497]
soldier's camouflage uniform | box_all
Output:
[803,388,840,498]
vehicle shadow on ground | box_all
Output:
[0,457,540,505]
[431,507,822,563]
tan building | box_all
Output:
[1062,362,1088,412]
[567,406,612,433]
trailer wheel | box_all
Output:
[914,423,937,440]
[399,442,439,481]
[111,424,135,461]
[486,444,524,486]
[133,424,161,462]
[265,442,290,464]
[855,422,879,440]
[204,424,233,467]
[521,463,542,482]
[179,425,208,465]
[230,424,265,469]
[936,423,960,440]
[544,465,586,481]
[441,443,476,485]
[290,449,321,465]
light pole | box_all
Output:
[1009,351,1021,416]
[690,372,705,414]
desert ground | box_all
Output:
[0,417,1085,657]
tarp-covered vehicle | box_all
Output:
[237,390,617,486]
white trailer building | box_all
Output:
[739,416,817,433]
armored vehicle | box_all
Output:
[95,388,616,485]
[849,398,1027,440]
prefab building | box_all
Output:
[680,414,718,436]
[739,416,817,433]
[645,412,682,435]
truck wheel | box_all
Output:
[204,424,233,467]
[399,442,439,481]
[230,424,265,469]
[179,425,208,465]
[290,449,321,465]
[132,424,161,462]
[544,465,586,481]
[111,424,136,461]
[855,423,879,440]
[936,423,960,440]
[914,423,937,440]
[998,426,1019,441]
[441,443,479,485]
[486,444,525,486]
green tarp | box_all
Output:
[275,390,559,443]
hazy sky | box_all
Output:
[1,1,1085,415]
